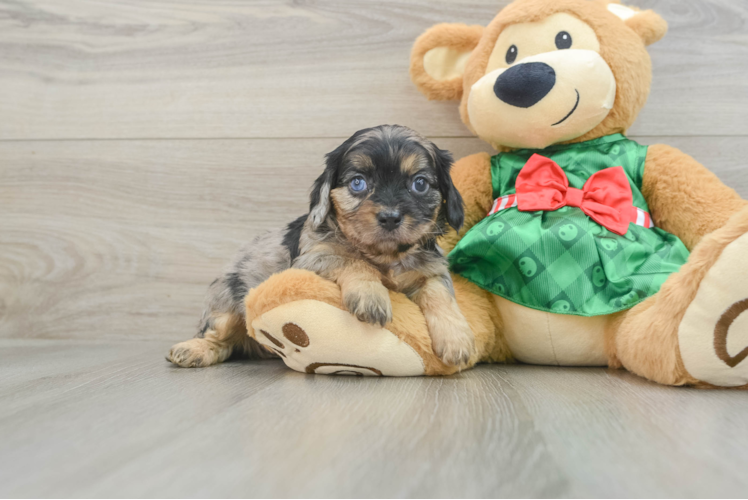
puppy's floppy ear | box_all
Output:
[309,129,369,229]
[432,146,464,231]
[308,166,336,230]
[309,153,342,230]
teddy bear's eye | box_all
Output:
[555,31,572,50]
[505,45,518,64]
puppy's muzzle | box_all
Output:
[494,62,556,108]
[377,210,403,231]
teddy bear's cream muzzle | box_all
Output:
[468,49,616,150]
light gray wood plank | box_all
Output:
[1,136,745,342]
[0,339,290,498]
[498,367,748,498]
[0,340,746,498]
[0,0,746,140]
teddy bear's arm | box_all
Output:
[642,144,748,250]
[439,152,493,253]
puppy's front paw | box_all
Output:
[343,281,393,327]
[428,311,476,367]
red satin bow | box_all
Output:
[516,154,634,236]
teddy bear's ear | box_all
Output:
[410,23,484,101]
[605,2,668,46]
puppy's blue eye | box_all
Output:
[411,176,429,194]
[350,176,367,192]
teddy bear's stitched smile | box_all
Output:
[552,89,580,126]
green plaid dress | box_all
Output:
[449,134,690,317]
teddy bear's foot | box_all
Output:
[251,299,425,376]
[679,230,748,388]
[613,207,748,388]
[244,269,471,377]
[245,269,502,377]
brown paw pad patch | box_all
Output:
[282,323,310,347]
[714,298,748,368]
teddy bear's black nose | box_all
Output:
[494,62,556,108]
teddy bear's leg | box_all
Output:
[609,206,748,388]
[245,269,506,376]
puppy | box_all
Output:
[167,125,475,368]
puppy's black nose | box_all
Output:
[377,211,403,231]
[494,62,556,108]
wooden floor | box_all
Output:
[0,339,747,498]
[1,0,747,497]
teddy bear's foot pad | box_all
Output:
[251,300,425,377]
[679,233,748,387]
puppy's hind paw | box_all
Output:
[166,339,222,368]
[343,281,393,327]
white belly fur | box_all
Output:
[494,296,609,366]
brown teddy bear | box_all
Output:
[245,0,748,388]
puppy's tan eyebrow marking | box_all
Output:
[348,154,375,171]
[400,154,427,175]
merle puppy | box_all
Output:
[167,125,475,368]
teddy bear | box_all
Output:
[245,0,748,388]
